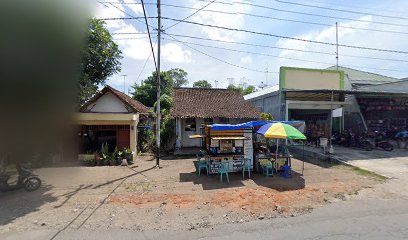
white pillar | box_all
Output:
[129,114,139,160]
[175,118,182,149]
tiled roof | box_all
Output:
[171,88,260,119]
[80,85,149,113]
[326,66,399,85]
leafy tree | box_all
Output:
[227,84,256,95]
[168,68,188,87]
[260,112,273,121]
[132,69,188,107]
[80,18,122,104]
[153,94,172,113]
[193,80,212,88]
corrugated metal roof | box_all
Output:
[244,85,279,100]
[326,66,400,85]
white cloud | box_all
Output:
[162,43,192,63]
[191,0,251,41]
[240,55,252,64]
[123,0,143,15]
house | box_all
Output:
[76,86,149,160]
[170,88,260,149]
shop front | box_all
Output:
[357,96,408,133]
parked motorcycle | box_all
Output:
[343,132,374,151]
[0,167,41,192]
[369,131,394,151]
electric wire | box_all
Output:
[275,0,408,21]
[161,36,408,73]
[164,0,217,30]
[163,33,278,74]
[140,0,158,70]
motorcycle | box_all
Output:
[0,167,42,192]
[345,132,374,151]
[370,131,394,151]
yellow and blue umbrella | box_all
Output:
[257,122,306,140]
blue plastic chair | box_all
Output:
[242,158,253,179]
[219,161,229,183]
[196,154,209,176]
[280,165,292,178]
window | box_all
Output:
[204,118,214,124]
[219,118,230,123]
[184,118,196,131]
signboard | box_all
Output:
[210,139,219,147]
[332,107,343,117]
[280,67,344,91]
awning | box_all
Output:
[189,135,206,139]
[211,136,247,140]
[209,120,305,131]
[210,120,270,130]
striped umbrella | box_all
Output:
[257,122,306,140]
[257,122,306,175]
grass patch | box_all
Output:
[336,165,388,181]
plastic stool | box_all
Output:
[280,165,292,178]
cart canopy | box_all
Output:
[210,120,305,131]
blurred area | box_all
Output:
[0,1,90,170]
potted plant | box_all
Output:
[123,147,134,165]
[100,142,110,166]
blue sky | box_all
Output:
[93,0,408,93]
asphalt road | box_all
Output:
[4,198,408,240]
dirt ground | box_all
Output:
[0,155,382,234]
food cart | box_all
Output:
[202,126,254,174]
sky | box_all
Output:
[93,0,408,94]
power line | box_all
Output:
[99,16,156,20]
[164,0,217,30]
[275,0,408,21]
[166,33,334,56]
[103,1,408,28]
[162,36,335,65]
[159,17,408,54]
[140,0,158,70]
[240,12,408,36]
[113,36,151,40]
[290,0,406,15]
[163,33,278,74]
[135,41,157,86]
[111,32,147,35]
[162,36,408,73]
[235,1,408,29]
[156,2,408,31]
[107,16,408,54]
[119,32,408,63]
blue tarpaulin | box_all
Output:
[209,120,305,131]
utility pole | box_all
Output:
[335,22,339,70]
[214,80,218,88]
[121,74,127,93]
[156,0,161,167]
